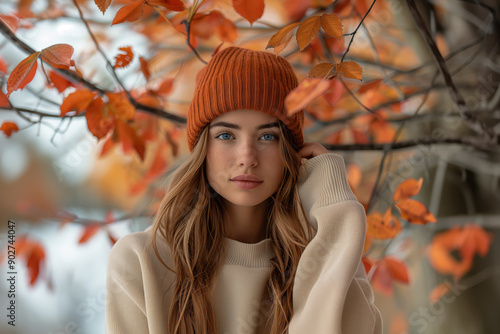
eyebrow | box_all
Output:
[210,121,280,130]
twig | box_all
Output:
[405,0,496,141]
[72,0,132,100]
[341,0,377,62]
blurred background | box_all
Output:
[1,0,499,333]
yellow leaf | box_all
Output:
[320,14,343,40]
[336,60,363,80]
[296,16,321,50]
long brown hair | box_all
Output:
[151,121,312,334]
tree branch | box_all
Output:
[0,19,187,125]
[323,136,493,151]
[405,0,497,142]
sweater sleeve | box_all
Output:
[289,153,382,334]
[105,234,150,334]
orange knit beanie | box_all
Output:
[187,46,304,151]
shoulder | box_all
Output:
[107,227,173,274]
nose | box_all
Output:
[237,141,258,168]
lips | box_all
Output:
[230,174,263,182]
[230,174,263,190]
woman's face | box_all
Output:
[206,109,285,208]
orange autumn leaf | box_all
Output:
[13,236,46,286]
[216,18,238,43]
[324,77,344,105]
[190,11,237,42]
[358,79,383,94]
[320,13,343,40]
[285,77,330,115]
[40,44,75,69]
[336,60,363,80]
[0,15,18,33]
[86,97,115,139]
[112,0,145,25]
[297,16,321,50]
[116,119,146,160]
[94,0,112,14]
[148,0,185,11]
[48,70,75,93]
[367,208,402,239]
[369,118,395,143]
[60,89,97,117]
[0,121,19,137]
[394,178,423,202]
[0,90,10,108]
[428,224,492,279]
[372,256,409,295]
[107,231,118,245]
[6,51,40,97]
[106,92,135,121]
[153,77,175,96]
[266,22,300,55]
[232,0,264,25]
[0,56,8,74]
[114,46,134,68]
[139,56,151,80]
[99,135,115,157]
[78,224,101,244]
[308,63,335,78]
[26,243,45,285]
[396,198,436,225]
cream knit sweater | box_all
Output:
[105,153,382,333]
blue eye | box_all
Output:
[216,133,233,140]
[261,133,277,141]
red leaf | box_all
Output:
[153,77,175,96]
[0,90,11,108]
[60,89,97,117]
[26,243,45,286]
[0,15,18,33]
[78,224,101,244]
[107,231,118,245]
[0,121,19,137]
[232,0,264,25]
[48,71,75,93]
[6,52,40,97]
[114,46,134,68]
[149,0,185,11]
[0,56,8,74]
[99,135,115,157]
[94,0,113,14]
[112,1,145,25]
[139,56,151,80]
[86,97,115,139]
[116,119,146,160]
[323,77,344,105]
[106,92,135,121]
[41,44,74,69]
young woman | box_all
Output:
[105,47,382,334]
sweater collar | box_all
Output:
[223,237,274,268]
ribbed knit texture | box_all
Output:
[187,47,304,150]
[224,237,273,267]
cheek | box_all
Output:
[206,148,229,189]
